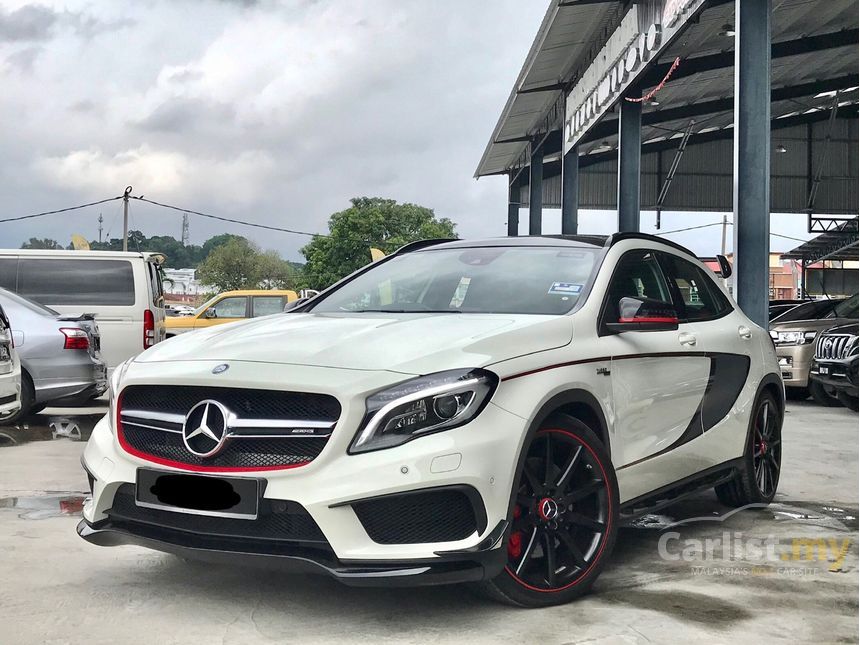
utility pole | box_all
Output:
[97,213,103,244]
[720,213,728,256]
[181,213,190,247]
[122,185,132,252]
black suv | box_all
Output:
[811,323,859,411]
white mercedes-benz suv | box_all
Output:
[79,234,783,607]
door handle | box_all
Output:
[678,332,697,347]
[738,325,752,340]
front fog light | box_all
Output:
[350,369,498,454]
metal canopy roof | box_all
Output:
[476,0,860,178]
[781,218,859,263]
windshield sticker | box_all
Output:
[548,282,583,296]
[449,277,472,308]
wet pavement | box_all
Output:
[0,400,857,644]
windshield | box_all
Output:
[833,294,858,319]
[309,246,601,315]
[771,299,840,323]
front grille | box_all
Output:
[352,487,480,544]
[122,425,325,468]
[122,385,341,421]
[109,484,327,543]
[815,334,859,361]
[119,385,340,470]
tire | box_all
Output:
[809,379,841,407]
[715,391,782,507]
[478,415,619,607]
[785,387,809,401]
[836,390,859,412]
[1,372,33,424]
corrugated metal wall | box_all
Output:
[519,116,858,214]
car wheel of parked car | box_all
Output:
[716,391,782,507]
[785,386,809,401]
[836,391,858,412]
[2,372,34,424]
[478,415,618,607]
[809,379,841,407]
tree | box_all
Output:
[300,197,456,289]
[197,238,264,292]
[21,237,62,249]
[196,238,296,292]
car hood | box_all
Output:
[136,311,574,374]
[770,317,855,333]
[821,322,858,337]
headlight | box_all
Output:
[108,358,134,434]
[771,330,817,345]
[349,369,498,454]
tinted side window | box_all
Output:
[18,259,135,306]
[660,254,732,321]
[252,296,285,317]
[0,258,17,291]
[603,250,672,322]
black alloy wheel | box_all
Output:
[752,396,782,498]
[716,391,783,507]
[480,417,618,607]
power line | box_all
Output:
[0,196,123,224]
[656,220,810,245]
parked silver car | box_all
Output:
[0,288,107,422]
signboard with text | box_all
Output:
[563,0,706,154]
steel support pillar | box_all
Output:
[529,140,544,235]
[732,0,771,328]
[617,97,642,232]
[561,145,579,235]
[507,174,520,236]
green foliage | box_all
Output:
[21,237,62,249]
[197,238,295,292]
[87,231,243,269]
[300,197,456,289]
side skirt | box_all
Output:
[618,458,744,523]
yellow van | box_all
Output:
[165,289,297,337]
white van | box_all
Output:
[0,250,166,374]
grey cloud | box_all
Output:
[5,46,42,72]
[135,98,237,133]
[0,6,58,42]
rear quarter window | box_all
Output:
[18,258,135,306]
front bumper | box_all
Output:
[811,356,859,397]
[775,345,814,388]
[76,516,507,587]
[79,385,525,582]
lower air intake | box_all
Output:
[352,486,483,544]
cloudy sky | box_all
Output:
[0,0,814,262]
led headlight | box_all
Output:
[771,330,818,346]
[349,369,498,454]
[108,358,134,434]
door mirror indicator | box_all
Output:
[606,296,679,333]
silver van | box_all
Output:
[0,250,166,374]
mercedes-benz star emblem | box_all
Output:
[212,363,229,374]
[182,400,230,457]
[538,497,560,521]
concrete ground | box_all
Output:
[0,401,857,644]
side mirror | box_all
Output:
[204,308,217,319]
[606,296,679,333]
[716,254,732,279]
[283,297,309,312]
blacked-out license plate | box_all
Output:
[135,469,260,519]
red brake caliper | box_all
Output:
[508,505,523,559]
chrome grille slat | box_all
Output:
[815,334,858,360]
[118,385,341,469]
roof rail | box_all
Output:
[606,232,696,258]
[394,238,458,255]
